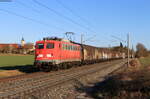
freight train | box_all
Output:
[34,37,125,71]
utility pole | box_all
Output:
[111,34,131,66]
[127,33,130,67]
[81,34,83,44]
[131,44,134,58]
[81,34,84,61]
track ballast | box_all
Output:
[0,59,126,98]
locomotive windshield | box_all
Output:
[46,43,54,49]
[37,43,44,49]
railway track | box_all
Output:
[0,60,119,86]
[0,59,126,98]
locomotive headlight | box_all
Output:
[37,54,43,58]
[47,54,52,57]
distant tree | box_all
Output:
[136,43,149,58]
[24,43,34,49]
[8,45,15,53]
[0,48,3,53]
[3,46,10,53]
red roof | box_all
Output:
[0,44,19,49]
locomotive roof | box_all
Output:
[36,38,80,46]
[38,37,121,52]
[43,37,70,42]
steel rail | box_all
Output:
[0,60,126,98]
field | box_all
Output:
[0,55,35,78]
[0,55,34,67]
[139,56,150,67]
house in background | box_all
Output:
[0,44,19,53]
[0,44,19,49]
[0,37,35,54]
[19,37,35,54]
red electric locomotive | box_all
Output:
[34,37,81,71]
[34,37,126,71]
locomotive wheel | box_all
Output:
[40,68,50,72]
[66,63,71,69]
[40,65,51,72]
[52,65,58,71]
[63,64,68,69]
[61,65,65,69]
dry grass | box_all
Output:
[85,59,150,98]
[0,55,36,78]
[88,68,150,98]
[0,70,24,78]
[139,56,150,67]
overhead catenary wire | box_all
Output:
[0,8,65,31]
[16,0,64,25]
[16,0,42,14]
[55,0,98,42]
[32,0,96,33]
[15,1,85,38]
[82,35,96,43]
[111,35,127,43]
[55,0,91,28]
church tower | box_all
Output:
[21,37,25,47]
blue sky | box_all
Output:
[0,0,150,49]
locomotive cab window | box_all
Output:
[37,43,44,49]
[46,43,54,49]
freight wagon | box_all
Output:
[34,37,125,71]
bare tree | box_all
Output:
[136,43,149,58]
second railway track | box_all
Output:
[0,59,126,98]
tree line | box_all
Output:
[0,43,34,55]
[135,43,149,58]
[111,42,150,58]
